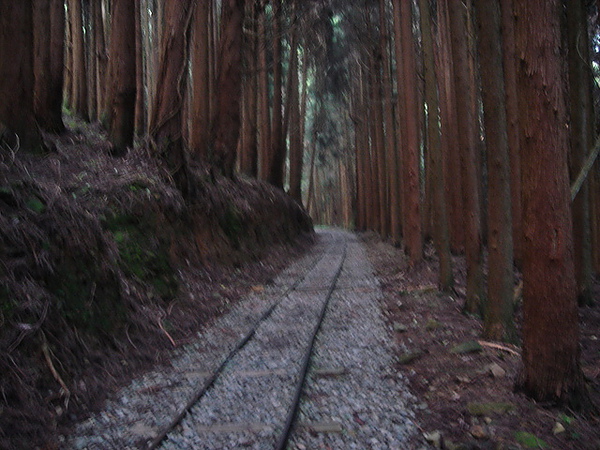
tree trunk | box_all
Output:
[566,0,594,306]
[149,0,194,196]
[419,0,453,290]
[383,0,401,245]
[475,0,515,341]
[287,31,303,204]
[268,0,285,188]
[239,1,258,177]
[257,0,271,180]
[500,0,522,266]
[369,52,387,236]
[86,0,98,121]
[106,0,137,154]
[95,0,108,123]
[435,0,464,253]
[513,0,586,406]
[134,0,145,135]
[190,0,211,160]
[69,0,89,120]
[448,0,484,313]
[33,0,65,133]
[395,0,423,262]
[0,0,42,151]
[209,0,245,177]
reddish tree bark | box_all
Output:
[435,0,464,252]
[33,0,65,133]
[395,0,422,262]
[514,0,586,406]
[257,1,271,180]
[448,0,484,313]
[68,0,89,120]
[500,0,522,266]
[475,0,515,341]
[566,0,594,305]
[419,0,452,290]
[287,30,303,204]
[383,0,401,245]
[190,0,211,160]
[149,0,194,196]
[210,0,245,177]
[106,0,137,154]
[0,0,42,151]
[268,0,285,188]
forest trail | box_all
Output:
[62,229,416,449]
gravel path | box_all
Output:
[61,229,416,449]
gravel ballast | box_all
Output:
[62,229,416,449]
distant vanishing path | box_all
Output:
[63,229,416,449]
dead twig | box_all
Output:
[157,314,176,347]
[477,340,520,357]
[41,333,71,406]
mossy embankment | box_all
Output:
[0,119,313,449]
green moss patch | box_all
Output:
[104,213,178,301]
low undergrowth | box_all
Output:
[0,118,312,449]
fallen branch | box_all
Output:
[158,317,177,347]
[41,334,71,399]
[477,340,520,357]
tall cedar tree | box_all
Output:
[394,0,423,262]
[0,0,42,152]
[513,0,586,406]
[33,0,66,133]
[384,0,402,245]
[419,0,453,290]
[68,0,89,120]
[210,0,245,177]
[257,0,271,180]
[566,0,594,306]
[435,0,464,252]
[474,0,515,341]
[191,0,211,160]
[268,0,285,188]
[149,1,194,196]
[447,0,484,313]
[500,0,522,265]
[107,0,137,154]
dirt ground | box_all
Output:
[363,233,600,450]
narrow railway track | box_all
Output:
[64,230,416,449]
[144,231,348,449]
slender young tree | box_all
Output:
[514,0,586,406]
[475,0,515,341]
[106,0,137,154]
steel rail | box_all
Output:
[145,236,339,450]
